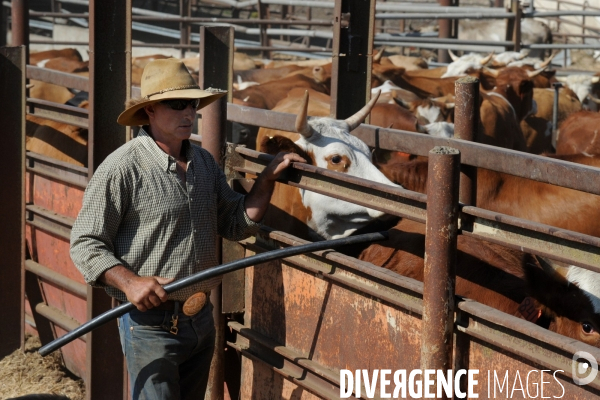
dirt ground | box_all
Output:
[0,335,85,400]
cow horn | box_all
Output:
[592,76,600,84]
[448,49,460,62]
[295,90,312,137]
[345,90,381,131]
[480,51,495,65]
[373,47,385,63]
[533,255,570,284]
[586,94,600,104]
[527,67,547,79]
[555,76,567,82]
[538,51,557,68]
[483,67,500,77]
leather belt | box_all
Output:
[152,291,211,316]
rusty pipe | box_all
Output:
[454,76,479,206]
[421,146,460,396]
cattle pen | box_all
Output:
[3,0,600,399]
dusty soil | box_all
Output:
[0,335,85,400]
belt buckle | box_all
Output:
[182,292,208,316]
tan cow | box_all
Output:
[521,88,581,154]
[556,110,600,156]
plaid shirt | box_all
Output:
[70,127,259,302]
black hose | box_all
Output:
[39,231,388,356]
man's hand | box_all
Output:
[99,265,174,311]
[123,275,174,311]
[261,152,307,182]
[245,152,306,222]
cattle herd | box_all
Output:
[25,46,600,350]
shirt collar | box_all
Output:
[138,127,192,172]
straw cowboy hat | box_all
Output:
[117,58,226,126]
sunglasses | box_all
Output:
[160,98,200,111]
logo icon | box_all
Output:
[572,351,598,386]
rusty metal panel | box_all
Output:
[458,299,600,397]
[239,232,424,398]
[27,171,87,377]
[330,0,375,120]
[26,152,89,189]
[0,46,26,358]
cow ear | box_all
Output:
[523,255,572,316]
[259,136,313,164]
[533,255,570,284]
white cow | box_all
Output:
[261,90,400,240]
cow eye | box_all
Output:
[331,155,342,164]
[582,322,595,334]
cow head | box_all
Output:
[488,66,542,121]
[261,90,400,240]
[441,51,494,78]
[526,256,600,347]
[555,75,600,110]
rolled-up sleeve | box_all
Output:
[70,165,130,286]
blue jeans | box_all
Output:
[118,302,216,400]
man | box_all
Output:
[70,58,305,399]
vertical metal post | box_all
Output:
[582,1,588,44]
[87,0,130,398]
[257,0,271,60]
[438,0,452,63]
[199,26,234,400]
[0,4,8,47]
[180,0,191,58]
[454,76,478,206]
[421,146,460,397]
[511,0,521,51]
[330,0,375,120]
[552,82,562,149]
[0,46,26,359]
[11,0,29,63]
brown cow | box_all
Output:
[232,74,330,110]
[30,48,83,66]
[42,57,89,73]
[372,64,458,98]
[26,113,88,167]
[255,89,424,150]
[234,65,305,85]
[376,154,600,237]
[521,88,581,154]
[357,218,600,348]
[556,110,600,156]
[476,66,543,151]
